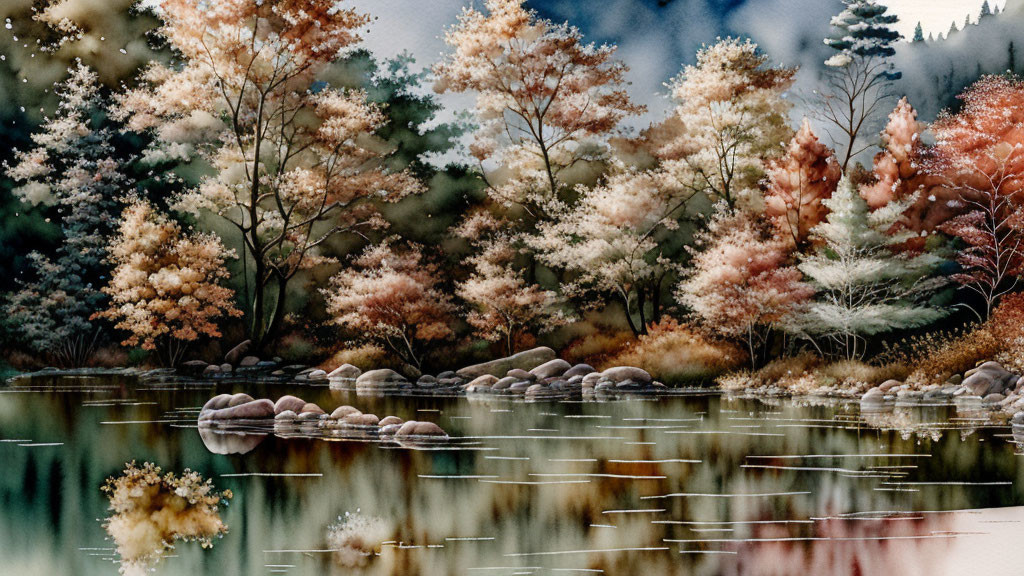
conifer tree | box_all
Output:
[912,22,924,43]
[792,177,947,359]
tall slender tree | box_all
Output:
[817,0,903,171]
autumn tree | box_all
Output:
[817,0,903,170]
[764,119,842,251]
[793,177,946,359]
[322,240,455,370]
[115,0,421,350]
[531,168,696,336]
[97,201,241,366]
[434,0,643,218]
[3,62,126,366]
[653,38,795,212]
[678,209,813,368]
[930,76,1024,319]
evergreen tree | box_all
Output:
[981,1,993,19]
[949,21,959,36]
[4,62,126,366]
[912,22,924,43]
[791,177,947,360]
[818,0,903,171]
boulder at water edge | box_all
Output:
[457,347,557,379]
[600,366,652,385]
[328,364,362,379]
[530,359,572,379]
[199,399,275,422]
[274,395,307,414]
[394,420,448,438]
[224,340,253,365]
[356,369,408,390]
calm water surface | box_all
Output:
[2,375,1024,575]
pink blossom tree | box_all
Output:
[322,240,455,370]
[678,209,813,368]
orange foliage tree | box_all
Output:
[96,201,241,366]
[115,0,421,349]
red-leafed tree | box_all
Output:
[677,209,814,368]
[930,76,1024,319]
[764,119,841,251]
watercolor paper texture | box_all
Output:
[2,1,1024,575]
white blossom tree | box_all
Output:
[530,168,696,335]
[651,38,796,212]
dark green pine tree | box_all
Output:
[980,1,993,19]
[912,22,925,42]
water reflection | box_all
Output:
[1,376,1024,575]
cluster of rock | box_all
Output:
[327,347,666,399]
[861,362,1024,413]
[182,340,329,382]
[198,392,447,438]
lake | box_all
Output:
[2,373,1024,576]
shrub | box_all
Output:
[603,319,745,384]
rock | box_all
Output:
[299,403,325,416]
[202,394,233,412]
[923,387,951,402]
[219,363,233,373]
[492,376,519,391]
[379,416,403,426]
[506,368,536,381]
[199,399,275,421]
[615,379,642,390]
[878,379,902,393]
[465,375,499,390]
[275,410,298,421]
[271,370,286,376]
[438,377,463,387]
[343,413,380,427]
[239,356,260,367]
[256,360,277,369]
[861,387,885,404]
[202,364,220,376]
[181,360,209,375]
[380,423,402,436]
[509,381,531,394]
[526,383,546,395]
[356,369,408,390]
[983,393,1006,404]
[963,371,1001,397]
[274,395,307,415]
[947,374,963,386]
[224,340,253,365]
[601,366,653,385]
[456,346,557,379]
[417,374,438,386]
[437,371,456,379]
[227,393,255,407]
[306,369,328,381]
[328,364,362,379]
[330,406,361,419]
[563,364,596,378]
[1013,411,1024,426]
[395,420,447,437]
[282,364,307,374]
[582,373,602,387]
[529,359,572,379]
